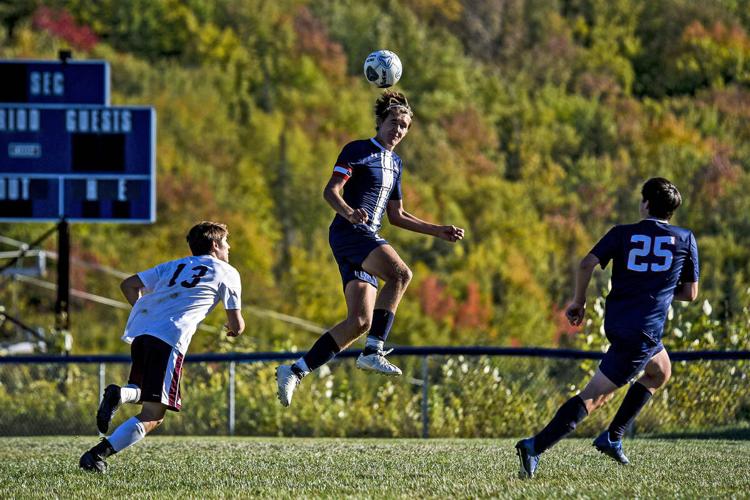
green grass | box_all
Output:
[1,436,749,498]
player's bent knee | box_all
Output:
[356,317,372,335]
[393,265,412,287]
[346,314,371,334]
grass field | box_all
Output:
[1,436,749,498]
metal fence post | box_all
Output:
[228,361,236,436]
[98,362,105,404]
[421,355,429,439]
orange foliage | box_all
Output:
[419,275,491,331]
[454,282,490,329]
[293,6,347,82]
[683,20,750,50]
[442,107,496,154]
[695,142,742,205]
[419,275,456,322]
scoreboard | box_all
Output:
[0,60,110,105]
[0,59,156,223]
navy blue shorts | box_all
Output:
[329,223,387,290]
[599,329,664,387]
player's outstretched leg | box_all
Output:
[356,245,411,376]
[276,331,342,407]
[596,350,670,465]
[79,439,116,473]
[277,282,375,407]
[80,402,164,473]
[97,383,142,433]
[516,370,617,478]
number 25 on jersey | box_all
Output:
[627,235,675,272]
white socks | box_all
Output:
[120,384,141,404]
[108,416,146,452]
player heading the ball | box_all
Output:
[516,178,700,479]
[79,221,245,473]
[276,90,465,407]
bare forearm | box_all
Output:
[572,263,597,304]
[324,189,355,219]
[390,211,439,235]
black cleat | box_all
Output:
[79,439,116,473]
[79,450,107,473]
[96,384,121,434]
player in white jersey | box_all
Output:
[79,221,244,473]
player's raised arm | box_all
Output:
[385,199,464,242]
[565,253,600,326]
[224,308,245,337]
[119,274,145,306]
[323,175,368,224]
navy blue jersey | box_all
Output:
[330,138,402,234]
[590,219,699,339]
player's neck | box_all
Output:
[644,216,669,224]
[371,136,394,152]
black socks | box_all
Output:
[608,382,653,441]
[533,395,589,454]
[300,332,341,373]
[363,309,395,355]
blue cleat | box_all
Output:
[593,431,630,465]
[515,438,540,478]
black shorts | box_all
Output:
[599,329,664,387]
[128,334,185,411]
[329,224,387,290]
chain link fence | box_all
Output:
[1,349,749,438]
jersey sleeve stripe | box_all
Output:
[333,165,352,178]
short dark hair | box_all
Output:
[641,177,682,220]
[186,221,228,256]
[374,90,413,130]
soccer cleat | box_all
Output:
[593,431,630,465]
[96,384,122,434]
[79,450,107,473]
[276,365,300,407]
[79,439,115,473]
[356,349,402,376]
[515,438,540,479]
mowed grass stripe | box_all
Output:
[1,437,748,498]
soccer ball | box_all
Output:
[363,50,402,88]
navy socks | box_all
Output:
[608,382,653,441]
[363,309,395,355]
[533,395,589,454]
[294,332,341,377]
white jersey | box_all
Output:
[122,255,242,354]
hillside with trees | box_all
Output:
[1,0,750,356]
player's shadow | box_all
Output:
[641,427,750,440]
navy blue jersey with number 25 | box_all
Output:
[590,218,699,340]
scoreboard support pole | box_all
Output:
[55,219,71,355]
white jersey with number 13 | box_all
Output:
[121,255,242,354]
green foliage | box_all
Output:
[1,0,750,358]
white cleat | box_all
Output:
[356,349,402,376]
[276,365,300,407]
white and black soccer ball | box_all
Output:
[363,50,402,88]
